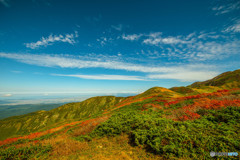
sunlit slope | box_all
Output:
[1,69,240,141]
[189,69,240,89]
[169,86,196,95]
[135,87,181,99]
[110,87,181,111]
[0,96,124,140]
[1,69,240,159]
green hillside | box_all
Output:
[135,87,181,99]
[0,96,124,140]
[1,69,240,159]
[169,86,196,95]
[190,69,240,89]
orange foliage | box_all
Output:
[0,88,238,145]
[178,111,201,121]
[164,100,180,106]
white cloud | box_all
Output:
[121,32,161,42]
[212,1,240,15]
[197,32,223,39]
[192,40,240,61]
[223,20,240,33]
[52,74,147,81]
[1,53,207,72]
[122,34,143,41]
[0,52,185,73]
[111,24,123,31]
[25,31,78,49]
[122,32,195,45]
[148,32,162,38]
[144,37,189,45]
[0,52,223,82]
[143,34,195,45]
[0,0,10,7]
[148,71,219,82]
[96,36,113,46]
[129,31,240,61]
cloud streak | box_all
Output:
[148,71,218,82]
[223,20,240,33]
[122,34,143,41]
[0,52,183,73]
[212,1,240,15]
[0,52,219,82]
[123,31,240,61]
[52,73,147,81]
[25,31,78,49]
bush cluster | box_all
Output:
[90,106,240,159]
[0,144,52,160]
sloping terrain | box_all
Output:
[0,96,124,140]
[0,69,240,159]
[190,69,240,89]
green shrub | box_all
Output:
[90,107,240,159]
[73,135,92,142]
[0,144,52,160]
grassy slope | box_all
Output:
[170,69,240,95]
[136,87,181,98]
[1,88,240,159]
[1,69,240,159]
[0,96,124,140]
[189,69,240,89]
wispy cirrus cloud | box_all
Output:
[143,36,193,45]
[147,71,218,82]
[0,52,181,73]
[96,36,113,46]
[123,31,240,61]
[24,31,78,49]
[122,33,143,41]
[223,19,240,33]
[192,40,240,60]
[0,52,219,82]
[52,73,147,81]
[122,32,196,45]
[52,71,219,82]
[212,1,240,15]
[121,32,161,42]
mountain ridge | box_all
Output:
[0,69,240,140]
[0,69,240,159]
[189,69,240,88]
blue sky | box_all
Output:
[0,0,240,96]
